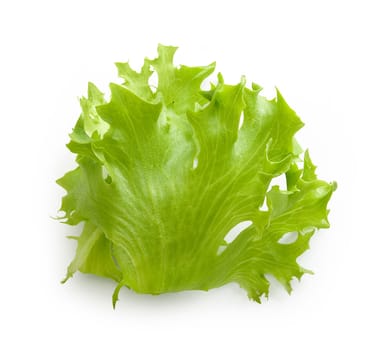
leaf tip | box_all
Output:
[112,281,126,309]
[60,273,72,284]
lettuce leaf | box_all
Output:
[57,45,336,306]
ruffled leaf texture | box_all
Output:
[57,45,336,306]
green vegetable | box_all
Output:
[58,45,336,306]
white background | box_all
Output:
[1,0,372,349]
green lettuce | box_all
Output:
[57,45,336,306]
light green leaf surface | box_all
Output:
[58,45,336,306]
